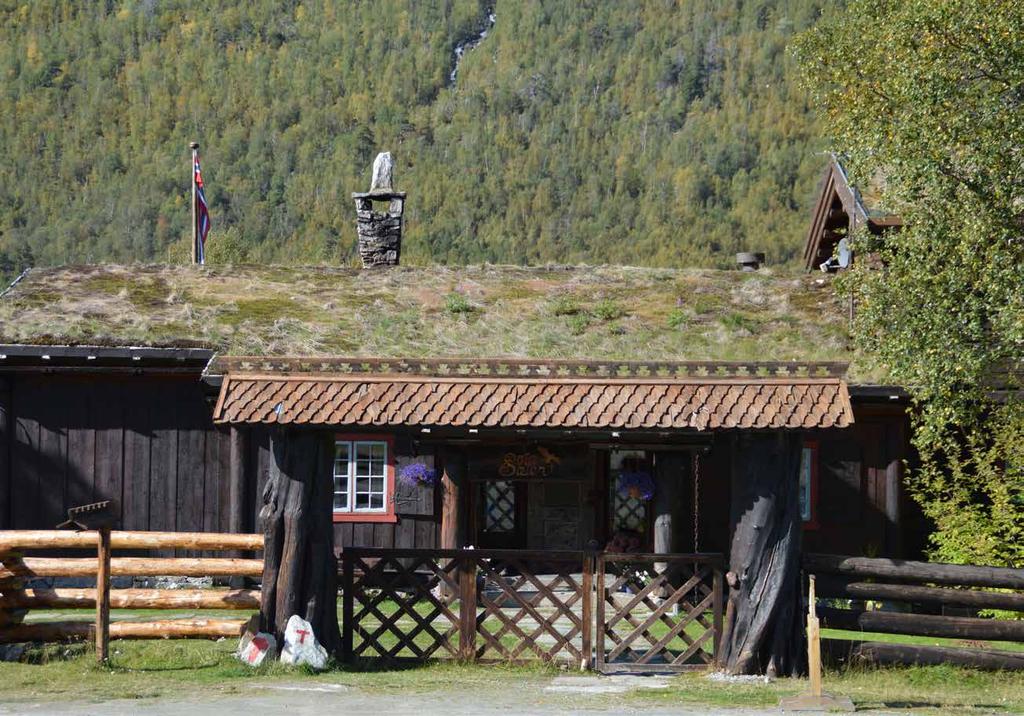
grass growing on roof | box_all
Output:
[0,263,870,374]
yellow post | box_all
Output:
[808,574,822,698]
[778,572,854,711]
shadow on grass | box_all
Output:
[340,657,445,673]
[18,642,90,665]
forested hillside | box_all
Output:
[0,0,829,274]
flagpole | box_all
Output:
[190,141,199,265]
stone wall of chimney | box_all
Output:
[353,192,404,267]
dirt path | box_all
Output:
[0,676,808,716]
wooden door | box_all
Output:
[475,480,526,549]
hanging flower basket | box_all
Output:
[616,470,655,502]
[398,463,438,487]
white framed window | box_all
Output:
[333,439,389,513]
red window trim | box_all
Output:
[801,439,820,530]
[332,433,398,524]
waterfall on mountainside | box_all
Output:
[449,8,496,85]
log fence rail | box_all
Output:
[0,530,263,661]
[805,553,1024,671]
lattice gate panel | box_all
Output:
[342,551,461,663]
[472,553,591,665]
[596,554,724,674]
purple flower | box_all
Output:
[616,470,655,501]
[399,462,438,487]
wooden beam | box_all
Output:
[0,530,263,553]
[653,452,683,555]
[95,526,111,663]
[228,427,248,539]
[0,588,260,610]
[816,576,1024,612]
[0,618,247,644]
[824,639,1024,671]
[804,553,1024,590]
[819,607,1024,642]
[0,378,9,531]
[0,556,264,578]
[440,446,466,549]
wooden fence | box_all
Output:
[805,553,1024,670]
[0,530,263,661]
[340,547,723,671]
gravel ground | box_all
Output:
[0,676,825,716]
[0,679,910,716]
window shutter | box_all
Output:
[393,454,435,516]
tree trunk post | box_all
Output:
[721,432,805,676]
[259,428,341,654]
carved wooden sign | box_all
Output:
[497,447,562,478]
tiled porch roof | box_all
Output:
[212,359,853,431]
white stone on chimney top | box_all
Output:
[370,152,394,192]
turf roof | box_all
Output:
[0,263,856,368]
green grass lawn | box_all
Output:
[823,627,1024,654]
[8,599,1024,712]
[630,665,1024,713]
[2,639,1023,714]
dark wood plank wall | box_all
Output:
[0,372,915,561]
[1,374,231,541]
[804,404,915,558]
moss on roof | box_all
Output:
[0,263,860,369]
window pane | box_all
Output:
[334,442,352,512]
[799,447,813,522]
[355,442,387,477]
[347,441,388,511]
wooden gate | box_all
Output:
[341,548,591,666]
[595,553,724,673]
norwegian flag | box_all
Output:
[193,152,211,263]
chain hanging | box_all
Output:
[692,450,701,553]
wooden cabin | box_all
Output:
[803,154,902,272]
[0,264,926,560]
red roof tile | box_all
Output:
[213,373,853,430]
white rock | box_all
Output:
[279,615,328,670]
[370,152,394,191]
[238,631,277,667]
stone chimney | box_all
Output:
[353,152,405,268]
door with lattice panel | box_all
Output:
[475,480,526,549]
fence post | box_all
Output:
[580,551,593,671]
[458,553,477,662]
[712,564,724,667]
[594,553,605,672]
[95,527,111,664]
[341,551,353,662]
